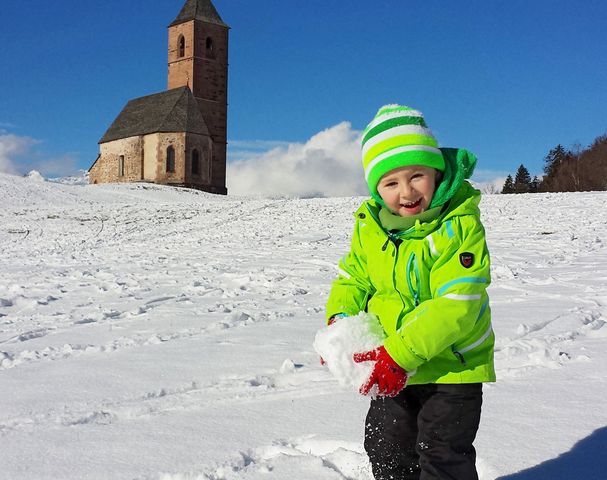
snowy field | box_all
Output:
[1,172,606,480]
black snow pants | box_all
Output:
[364,383,483,480]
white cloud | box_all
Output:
[0,131,79,177]
[227,122,367,197]
[0,132,38,175]
[471,169,510,194]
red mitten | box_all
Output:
[353,346,407,397]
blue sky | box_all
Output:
[1,0,606,190]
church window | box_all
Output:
[118,155,125,177]
[192,149,200,175]
[206,37,213,52]
[178,35,185,58]
[166,146,175,173]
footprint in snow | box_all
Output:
[158,437,373,480]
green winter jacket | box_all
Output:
[326,175,495,385]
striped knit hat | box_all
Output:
[362,105,445,200]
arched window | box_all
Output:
[118,155,125,177]
[178,35,185,58]
[191,149,200,175]
[166,146,175,173]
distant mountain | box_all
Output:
[48,170,89,185]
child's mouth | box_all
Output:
[401,199,422,209]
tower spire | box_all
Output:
[169,0,228,28]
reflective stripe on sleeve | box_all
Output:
[443,293,482,301]
[437,277,487,296]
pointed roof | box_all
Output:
[169,0,229,28]
[99,87,210,144]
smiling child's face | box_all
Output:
[377,165,438,216]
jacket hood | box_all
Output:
[430,148,477,208]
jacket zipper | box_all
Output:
[367,204,420,322]
[406,252,420,307]
[381,235,390,251]
[377,228,410,328]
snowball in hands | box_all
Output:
[314,313,385,393]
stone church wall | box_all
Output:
[155,132,187,184]
[90,133,199,186]
[142,134,159,181]
[90,137,142,184]
[210,139,227,193]
[192,22,228,141]
[184,133,212,185]
[168,22,195,90]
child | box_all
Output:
[326,105,495,480]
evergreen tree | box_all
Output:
[529,176,540,193]
[501,175,515,194]
[544,144,567,177]
[514,164,532,193]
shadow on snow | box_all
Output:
[497,426,607,480]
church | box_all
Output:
[89,0,228,194]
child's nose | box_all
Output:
[399,182,414,197]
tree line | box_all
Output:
[501,132,607,193]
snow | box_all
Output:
[1,172,606,479]
[25,170,45,182]
[47,169,90,186]
[313,313,385,394]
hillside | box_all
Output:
[1,173,606,479]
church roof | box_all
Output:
[99,87,210,144]
[169,0,229,28]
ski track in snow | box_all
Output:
[1,175,606,479]
[0,363,336,436]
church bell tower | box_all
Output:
[168,0,229,194]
